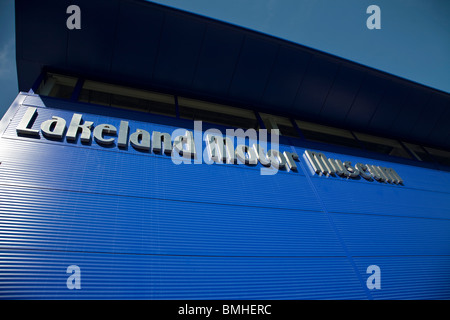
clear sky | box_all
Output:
[0,0,449,118]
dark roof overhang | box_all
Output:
[15,0,450,149]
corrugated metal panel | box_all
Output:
[294,146,450,195]
[354,256,450,300]
[312,178,450,219]
[332,212,450,256]
[0,249,367,299]
[0,184,343,257]
[2,106,322,212]
[1,96,450,299]
[0,141,319,212]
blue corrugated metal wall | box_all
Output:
[0,93,449,299]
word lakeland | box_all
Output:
[16,107,403,184]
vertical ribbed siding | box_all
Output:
[0,99,449,299]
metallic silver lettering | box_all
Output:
[303,150,403,184]
[283,151,299,172]
[343,161,360,178]
[206,134,235,164]
[366,164,385,182]
[226,128,257,163]
[380,167,403,184]
[378,166,393,183]
[66,113,93,143]
[328,158,347,177]
[16,107,40,136]
[235,145,258,165]
[220,136,235,164]
[355,163,373,181]
[130,129,150,151]
[206,134,220,162]
[389,168,403,185]
[40,116,66,139]
[117,121,129,148]
[376,166,390,183]
[253,144,270,167]
[304,150,334,175]
[267,149,286,170]
[151,131,172,155]
[173,131,197,159]
[93,124,117,145]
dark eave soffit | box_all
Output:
[15,0,450,149]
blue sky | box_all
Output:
[0,0,449,118]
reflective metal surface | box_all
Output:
[207,135,235,164]
[173,131,197,159]
[66,113,93,143]
[117,120,129,148]
[40,116,66,139]
[253,144,271,167]
[16,107,39,136]
[130,129,150,151]
[93,124,117,145]
[355,163,373,181]
[304,150,333,175]
[267,150,286,169]
[343,161,360,178]
[304,150,403,184]
[152,131,172,155]
[283,151,299,172]
[235,145,258,165]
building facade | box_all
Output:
[1,0,450,299]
